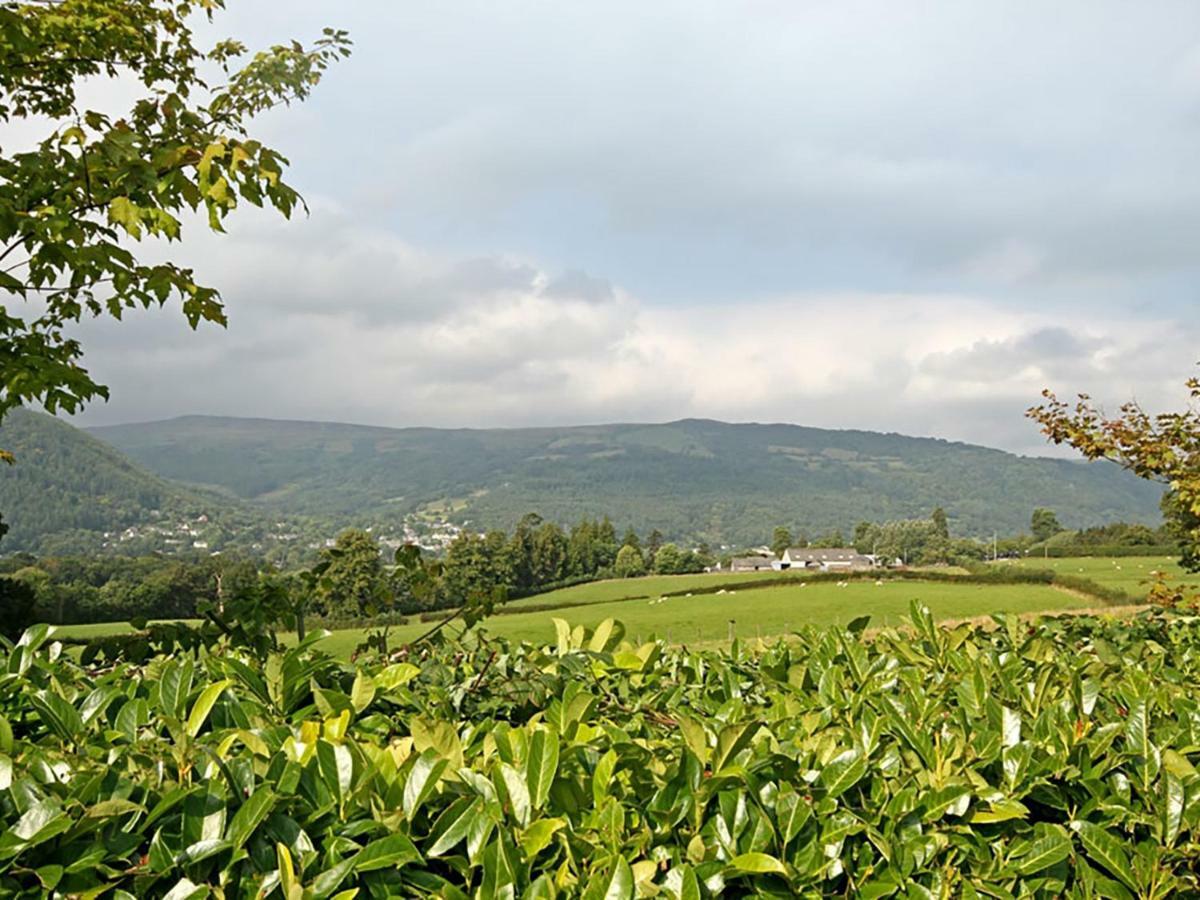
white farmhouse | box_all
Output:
[775,547,874,572]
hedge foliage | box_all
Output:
[3,605,1200,896]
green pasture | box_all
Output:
[997,554,1190,596]
[505,569,799,609]
[324,580,1088,656]
[57,577,1085,659]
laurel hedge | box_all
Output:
[2,604,1200,896]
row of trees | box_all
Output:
[312,516,715,621]
[435,515,711,612]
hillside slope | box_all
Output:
[88,415,1165,544]
[0,410,265,555]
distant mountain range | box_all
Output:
[46,413,1163,549]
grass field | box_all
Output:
[57,577,1090,659]
[505,569,801,609]
[996,555,1191,596]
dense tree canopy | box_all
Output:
[0,0,348,423]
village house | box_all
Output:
[774,547,875,572]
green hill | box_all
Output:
[0,409,270,555]
[88,415,1164,545]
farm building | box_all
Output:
[728,556,776,572]
[775,547,874,572]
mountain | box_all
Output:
[87,415,1165,545]
[0,409,276,555]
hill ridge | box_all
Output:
[85,413,1164,545]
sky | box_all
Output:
[61,0,1200,455]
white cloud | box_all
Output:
[63,207,1199,457]
[19,1,1200,452]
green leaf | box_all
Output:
[108,197,143,238]
[669,864,702,900]
[712,721,760,773]
[1163,769,1185,846]
[820,748,866,800]
[1124,699,1151,759]
[161,877,207,900]
[968,799,1029,824]
[376,662,421,689]
[728,852,788,875]
[526,726,559,810]
[310,858,355,899]
[186,678,231,738]
[350,670,376,713]
[28,691,83,743]
[317,741,354,802]
[553,617,572,654]
[499,762,532,826]
[586,855,634,900]
[520,817,565,859]
[588,618,622,653]
[1072,821,1137,891]
[159,660,194,720]
[355,832,422,872]
[592,749,618,807]
[776,789,811,847]
[84,798,144,819]
[1011,827,1072,875]
[426,797,479,857]
[403,750,447,819]
[1001,706,1021,748]
[226,788,276,849]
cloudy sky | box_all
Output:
[65,0,1200,454]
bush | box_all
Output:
[7,606,1200,895]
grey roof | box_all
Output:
[730,556,775,567]
[786,547,869,562]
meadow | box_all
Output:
[504,569,799,609]
[312,578,1087,657]
[58,572,1098,659]
[997,554,1190,595]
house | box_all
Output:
[776,547,874,572]
[728,555,776,573]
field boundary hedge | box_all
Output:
[1032,543,1179,558]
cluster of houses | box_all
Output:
[724,546,877,573]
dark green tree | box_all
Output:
[771,526,792,558]
[315,529,388,618]
[621,527,641,552]
[614,544,646,578]
[645,529,664,566]
[652,543,682,575]
[932,507,949,539]
[1031,508,1064,543]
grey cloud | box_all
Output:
[235,0,1200,308]
[541,270,615,304]
[919,328,1109,382]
